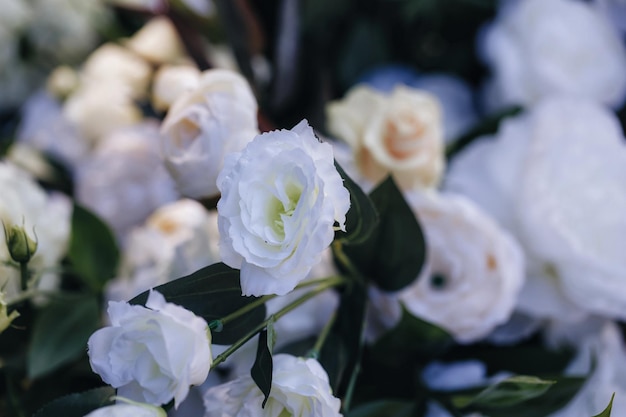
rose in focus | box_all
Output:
[87,290,212,407]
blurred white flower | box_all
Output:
[0,163,71,300]
[46,65,80,99]
[28,0,111,63]
[106,199,220,302]
[446,97,626,321]
[595,0,626,34]
[548,322,626,417]
[161,69,259,199]
[203,354,341,417]
[85,402,166,417]
[327,84,444,192]
[217,120,350,296]
[17,91,88,168]
[6,143,55,182]
[125,17,186,65]
[63,83,143,146]
[369,191,524,344]
[481,0,626,110]
[152,65,201,112]
[81,43,152,100]
[88,290,212,408]
[75,122,179,239]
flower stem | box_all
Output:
[210,294,275,331]
[19,262,29,291]
[307,311,336,359]
[212,276,346,367]
[332,241,363,283]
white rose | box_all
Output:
[88,290,212,407]
[446,98,626,321]
[327,84,444,192]
[63,83,143,145]
[203,354,341,417]
[106,199,220,301]
[152,65,201,112]
[28,0,111,64]
[161,69,259,199]
[85,402,166,417]
[0,163,71,300]
[481,0,626,110]
[81,43,152,100]
[75,122,179,238]
[217,120,350,296]
[125,17,186,65]
[369,191,524,343]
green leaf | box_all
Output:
[334,161,379,245]
[251,322,274,408]
[32,387,115,417]
[447,376,586,417]
[129,262,265,345]
[347,399,416,417]
[68,204,119,292]
[27,295,100,379]
[370,305,452,368]
[451,375,556,409]
[320,284,367,406]
[343,177,426,292]
[593,393,615,417]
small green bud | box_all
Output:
[3,223,38,264]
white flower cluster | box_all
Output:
[0,0,111,111]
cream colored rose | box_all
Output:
[125,17,186,65]
[151,65,201,112]
[81,43,152,100]
[106,199,220,302]
[161,69,259,199]
[327,84,445,191]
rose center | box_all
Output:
[268,182,302,240]
[173,117,200,149]
[383,112,425,160]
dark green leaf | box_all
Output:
[27,295,100,379]
[451,375,555,409]
[68,204,119,292]
[32,386,115,417]
[446,106,522,160]
[347,399,416,417]
[446,376,586,417]
[343,177,426,292]
[334,161,379,245]
[129,262,265,345]
[371,305,452,367]
[320,284,367,406]
[593,393,615,417]
[251,324,274,408]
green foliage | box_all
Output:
[343,176,426,292]
[68,204,119,292]
[370,306,453,368]
[27,295,100,379]
[334,161,379,245]
[320,284,368,409]
[251,321,275,408]
[593,393,615,417]
[129,262,266,345]
[444,376,586,417]
[32,387,115,417]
